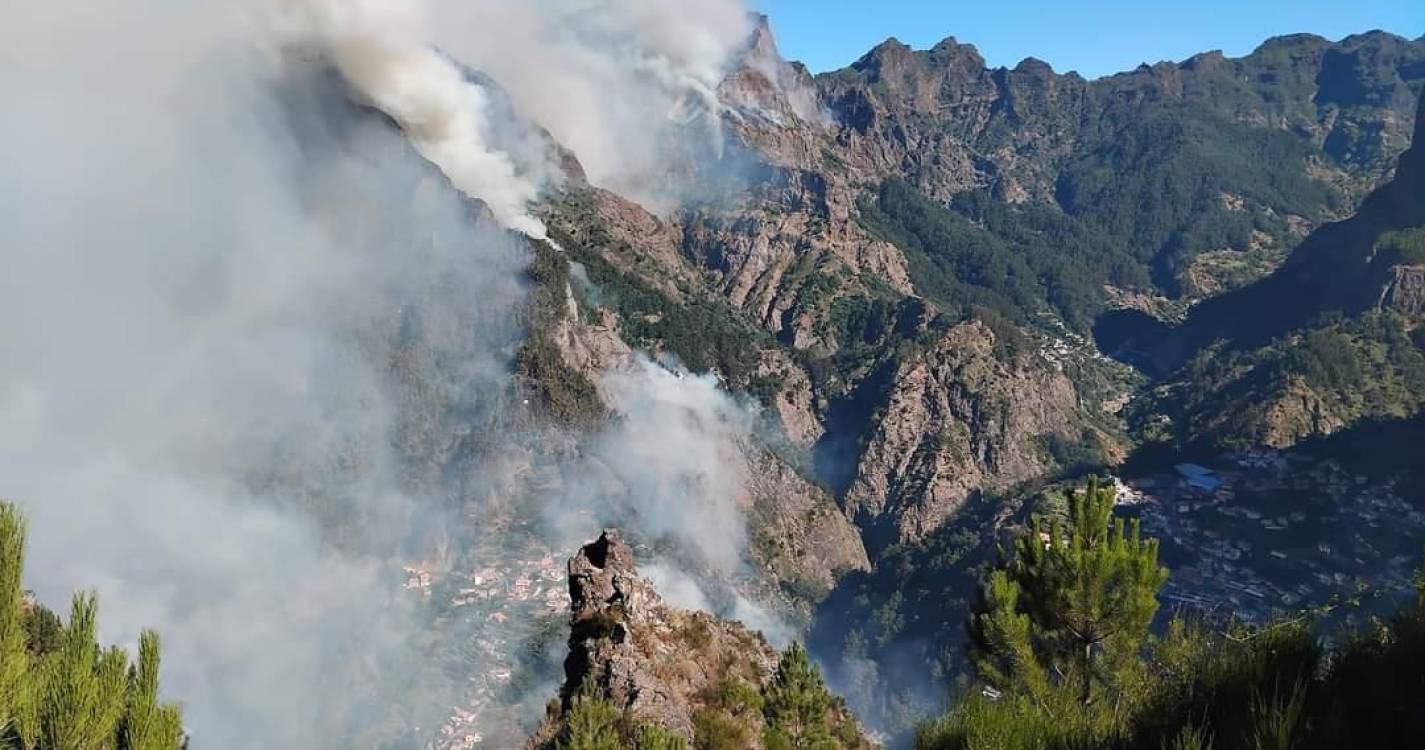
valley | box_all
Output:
[3,3,1424,750]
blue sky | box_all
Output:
[752,0,1425,78]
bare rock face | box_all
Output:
[746,450,870,593]
[535,530,780,744]
[677,165,912,349]
[542,289,866,594]
[816,37,1087,203]
[528,531,877,750]
[1381,264,1425,322]
[841,322,1086,546]
[755,348,823,446]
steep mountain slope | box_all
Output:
[1140,90,1425,450]
[505,25,1425,746]
[838,320,1095,549]
[817,32,1425,296]
[532,25,1423,557]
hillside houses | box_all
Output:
[1123,450,1423,624]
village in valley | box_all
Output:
[402,523,575,750]
[1113,450,1425,625]
[388,445,1425,749]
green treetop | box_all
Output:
[763,642,837,750]
[0,501,185,750]
[971,477,1169,709]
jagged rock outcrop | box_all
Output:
[1381,264,1425,321]
[747,448,870,593]
[528,531,874,749]
[538,258,869,594]
[558,530,774,740]
[539,23,1424,562]
[841,322,1088,547]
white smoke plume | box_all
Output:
[2,1,531,745]
[276,0,556,237]
[424,0,759,208]
[532,355,803,648]
[2,0,794,746]
[592,359,752,571]
[276,0,771,224]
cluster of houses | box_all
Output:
[1119,450,1423,623]
[402,544,573,750]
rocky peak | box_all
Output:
[549,529,777,741]
[1252,33,1331,55]
[852,37,913,75]
[740,13,781,67]
[719,13,828,149]
[927,36,988,71]
[529,530,873,749]
[567,530,644,630]
[1012,56,1056,77]
[1182,49,1229,72]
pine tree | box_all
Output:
[763,642,836,750]
[29,593,129,750]
[0,503,31,740]
[0,501,185,750]
[632,724,686,750]
[971,477,1169,707]
[561,678,624,750]
[121,631,183,750]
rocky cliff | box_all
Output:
[510,26,1425,750]
[528,530,874,750]
[816,31,1425,205]
[840,321,1088,547]
[530,28,1424,558]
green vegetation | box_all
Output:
[516,238,606,426]
[1058,109,1339,295]
[1377,227,1425,266]
[560,678,690,750]
[556,644,869,750]
[913,480,1425,750]
[763,642,837,750]
[1151,312,1425,449]
[0,502,184,750]
[546,192,772,389]
[561,679,624,750]
[859,180,1069,331]
[568,245,770,387]
[860,178,1168,336]
[970,478,1168,708]
[860,112,1345,322]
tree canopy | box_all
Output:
[0,502,184,750]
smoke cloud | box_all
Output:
[277,0,557,237]
[1,0,532,745]
[423,0,758,208]
[590,359,752,572]
[1,0,789,746]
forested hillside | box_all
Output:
[1139,89,1425,451]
